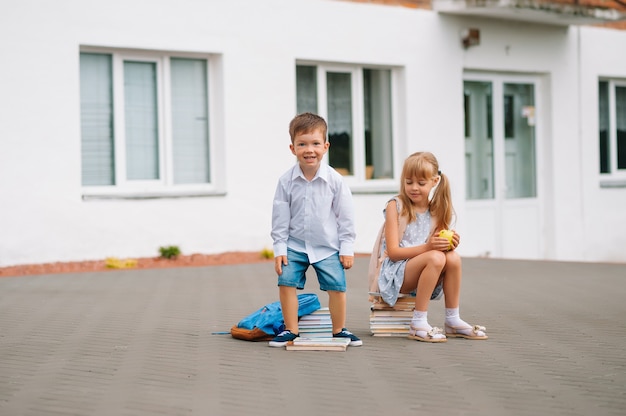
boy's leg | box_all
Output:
[279,285,300,333]
[269,248,309,347]
[328,290,346,334]
[311,253,346,332]
[328,290,362,346]
[312,254,362,346]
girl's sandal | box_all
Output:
[408,326,447,343]
[444,324,488,340]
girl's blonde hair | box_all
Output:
[397,151,455,231]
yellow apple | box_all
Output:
[438,229,454,250]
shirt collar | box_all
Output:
[292,163,329,183]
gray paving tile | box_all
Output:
[0,258,625,416]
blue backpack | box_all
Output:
[230,293,321,341]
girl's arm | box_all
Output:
[384,200,451,261]
[384,200,433,262]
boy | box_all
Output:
[269,112,362,347]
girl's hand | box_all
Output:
[428,234,449,252]
[275,255,288,275]
[451,230,460,250]
[340,255,354,270]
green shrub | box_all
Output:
[159,245,181,259]
[260,247,274,259]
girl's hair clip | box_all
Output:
[438,170,442,176]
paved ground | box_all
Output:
[1,257,625,416]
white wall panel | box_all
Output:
[0,0,625,266]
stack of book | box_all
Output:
[369,294,415,337]
[298,307,333,338]
[286,337,351,351]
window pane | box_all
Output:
[327,72,352,175]
[124,61,159,180]
[296,65,317,114]
[504,95,515,138]
[464,92,470,138]
[464,81,494,200]
[599,81,610,173]
[80,53,115,186]
[616,85,626,170]
[171,58,210,184]
[504,83,536,199]
[364,69,393,179]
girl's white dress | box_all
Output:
[377,198,443,307]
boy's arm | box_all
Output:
[339,255,354,270]
[271,180,290,258]
[334,179,356,257]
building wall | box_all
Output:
[580,26,626,261]
[0,0,624,266]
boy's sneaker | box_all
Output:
[268,330,298,348]
[333,328,363,347]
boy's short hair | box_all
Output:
[289,112,328,143]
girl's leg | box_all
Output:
[402,250,446,311]
[442,250,462,309]
[440,251,488,339]
[327,290,346,334]
[403,251,447,342]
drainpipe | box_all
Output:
[576,25,586,261]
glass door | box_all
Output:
[503,83,536,199]
[464,74,542,259]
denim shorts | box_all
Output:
[277,248,346,292]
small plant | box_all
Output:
[159,245,181,260]
[105,257,138,269]
[260,247,274,259]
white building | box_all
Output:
[1,0,625,267]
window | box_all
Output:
[80,49,219,197]
[599,79,626,177]
[296,63,396,184]
[464,79,537,200]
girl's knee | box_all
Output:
[445,250,461,267]
[426,250,447,269]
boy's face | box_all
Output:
[289,129,329,172]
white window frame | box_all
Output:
[599,79,626,186]
[80,47,225,199]
[297,61,403,193]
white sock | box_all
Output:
[445,307,485,336]
[411,310,431,330]
[410,310,445,339]
[445,307,466,326]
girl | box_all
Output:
[378,152,487,342]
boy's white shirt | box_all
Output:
[271,163,355,263]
